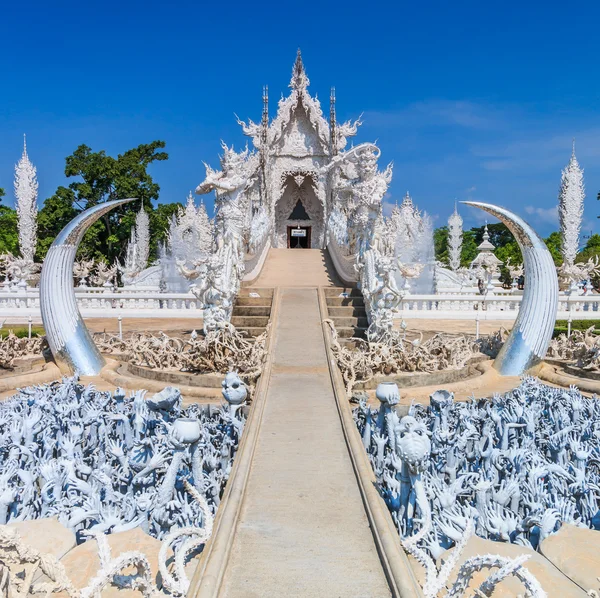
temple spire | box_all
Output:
[330,87,337,155]
[14,134,39,264]
[290,48,309,91]
[261,85,269,145]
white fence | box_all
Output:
[1,287,599,323]
[396,293,600,320]
[0,287,203,321]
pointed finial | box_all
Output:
[572,137,576,158]
[290,48,309,90]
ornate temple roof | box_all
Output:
[237,50,361,156]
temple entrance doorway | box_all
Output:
[287,226,311,248]
[274,175,324,248]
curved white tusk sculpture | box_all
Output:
[461,201,558,375]
[40,198,136,375]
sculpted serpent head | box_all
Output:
[395,415,431,474]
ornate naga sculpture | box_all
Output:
[189,145,257,333]
[462,201,558,376]
[39,198,136,375]
[328,143,392,258]
[325,143,403,340]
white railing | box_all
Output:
[396,293,600,320]
[326,237,358,285]
[0,288,203,319]
[2,287,599,322]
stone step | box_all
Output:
[236,296,273,307]
[326,296,365,307]
[236,326,267,337]
[232,305,272,317]
[239,287,275,298]
[323,287,361,297]
[335,326,368,339]
[327,306,367,318]
[330,316,369,328]
[231,315,270,328]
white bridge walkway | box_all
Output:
[218,288,391,597]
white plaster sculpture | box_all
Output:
[0,330,46,369]
[0,253,40,290]
[95,324,269,390]
[0,376,243,546]
[73,259,95,287]
[121,205,151,285]
[447,204,463,273]
[155,194,213,292]
[352,377,600,596]
[0,375,243,596]
[191,146,256,333]
[326,320,476,394]
[14,135,38,269]
[558,143,585,291]
[91,261,118,288]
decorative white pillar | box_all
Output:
[14,134,39,271]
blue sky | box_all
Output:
[1,0,599,239]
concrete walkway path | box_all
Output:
[220,288,391,597]
[250,249,342,287]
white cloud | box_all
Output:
[524,205,559,225]
[363,100,507,131]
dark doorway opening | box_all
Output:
[287,226,311,248]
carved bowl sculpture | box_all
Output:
[221,372,248,405]
[173,417,202,444]
[429,389,454,410]
[375,381,400,406]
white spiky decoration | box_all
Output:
[196,199,213,254]
[558,142,585,267]
[134,204,150,271]
[447,203,463,272]
[14,135,38,264]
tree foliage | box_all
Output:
[433,223,569,284]
[36,141,169,263]
[0,206,18,254]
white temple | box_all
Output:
[196,50,363,253]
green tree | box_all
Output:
[0,206,18,254]
[0,187,5,203]
[461,230,478,266]
[544,231,563,266]
[39,141,169,263]
[36,187,79,259]
[434,226,449,265]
